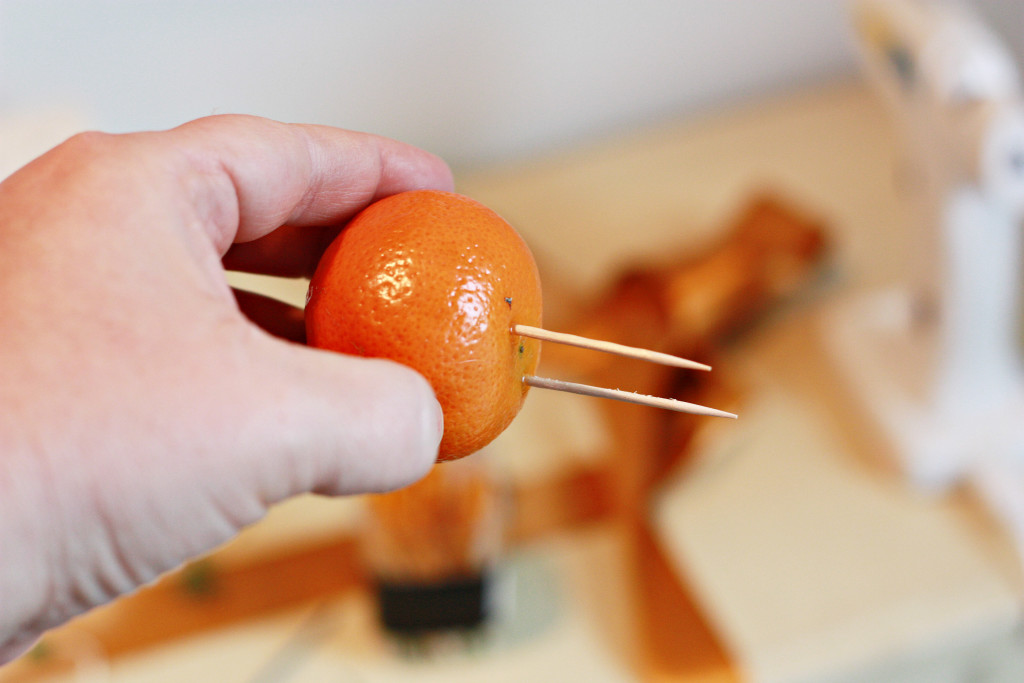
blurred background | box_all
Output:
[0,0,1016,169]
[4,1,1024,682]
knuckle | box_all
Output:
[59,130,117,156]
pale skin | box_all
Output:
[0,115,452,662]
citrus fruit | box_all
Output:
[305,190,543,461]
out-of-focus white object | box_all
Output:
[829,0,1024,561]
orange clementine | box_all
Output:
[305,190,542,461]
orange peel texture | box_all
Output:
[306,190,542,461]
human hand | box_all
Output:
[0,115,452,661]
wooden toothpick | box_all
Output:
[513,324,711,371]
[513,324,734,419]
[524,375,737,419]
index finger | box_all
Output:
[164,114,454,256]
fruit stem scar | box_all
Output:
[505,297,513,308]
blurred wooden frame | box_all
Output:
[560,195,827,680]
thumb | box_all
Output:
[234,334,443,501]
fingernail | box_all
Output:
[423,393,444,457]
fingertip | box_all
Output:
[417,375,445,473]
[376,141,455,198]
[282,348,443,496]
[362,364,443,493]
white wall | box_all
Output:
[0,1,1020,169]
